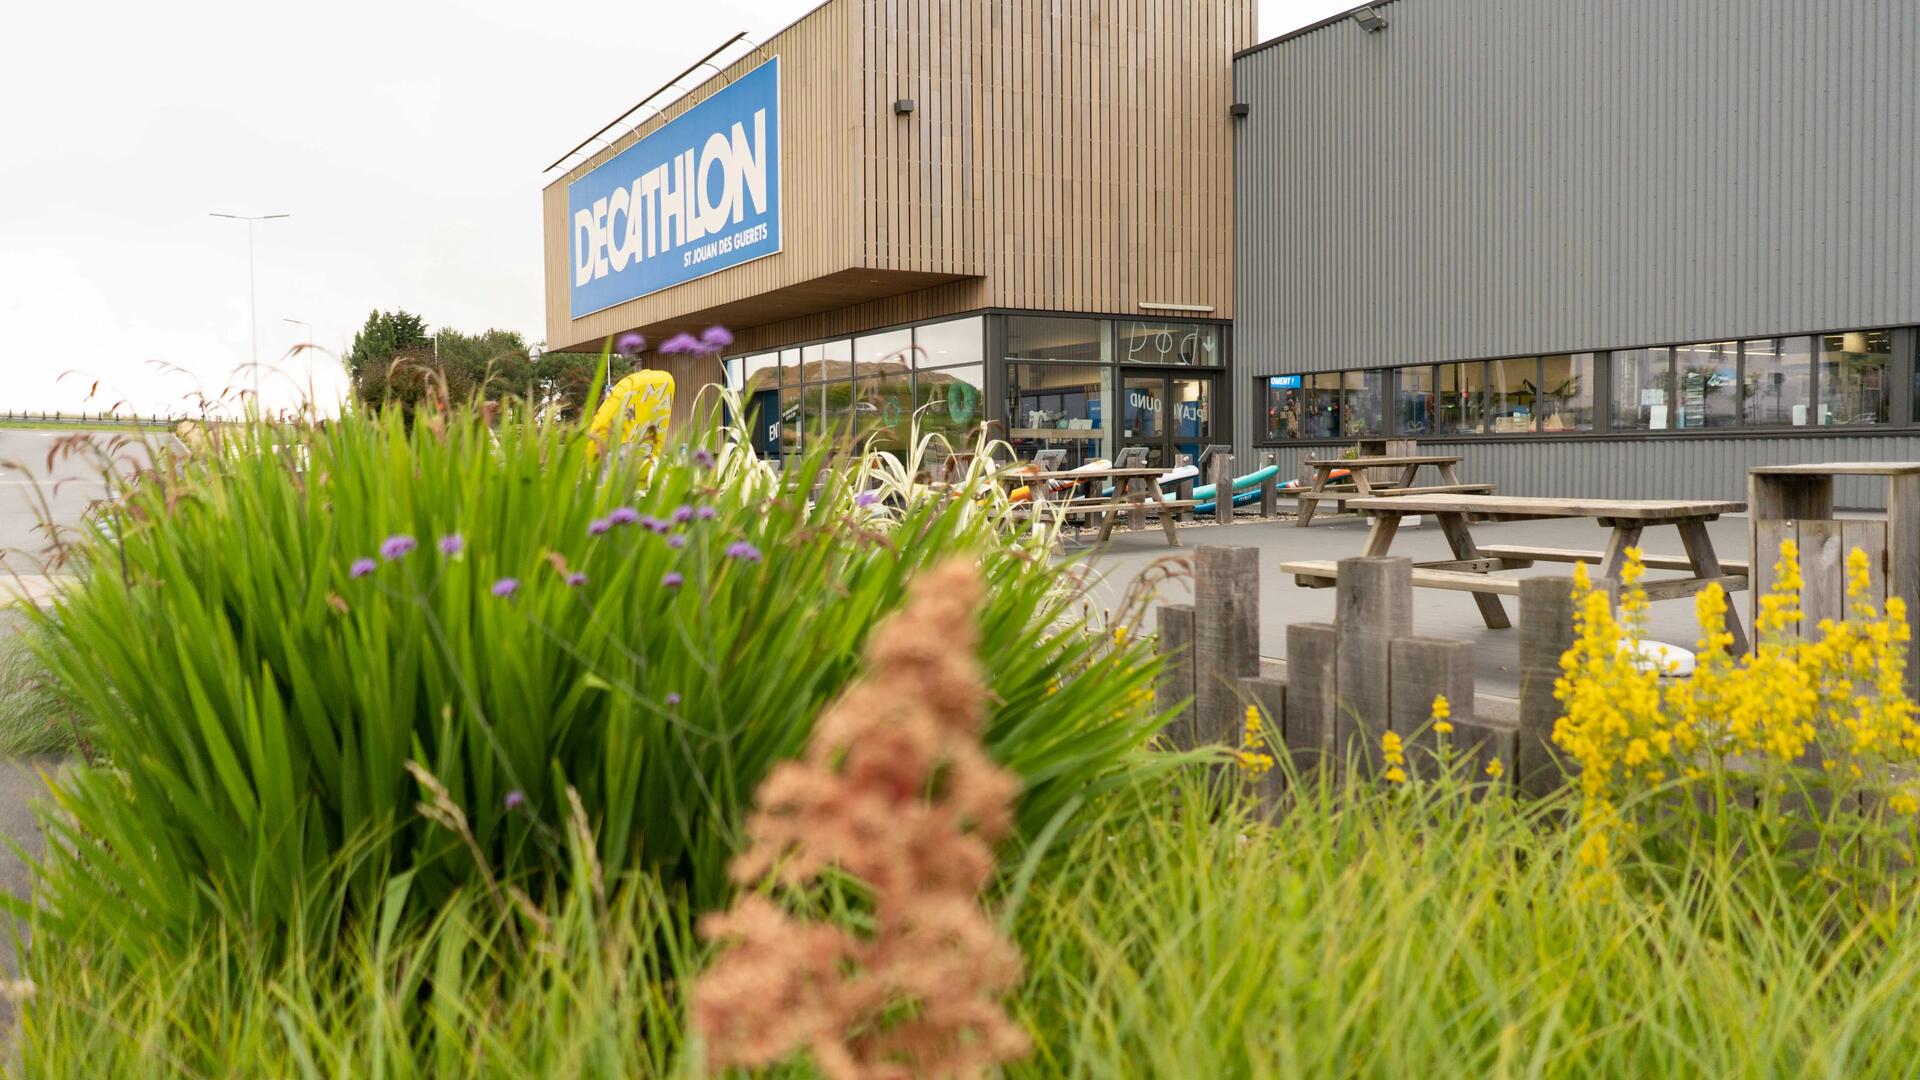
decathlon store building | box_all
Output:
[543,0,1257,470]
[1231,0,1920,508]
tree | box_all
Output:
[344,309,620,418]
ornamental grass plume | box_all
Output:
[692,558,1029,1080]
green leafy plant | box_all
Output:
[23,393,1168,959]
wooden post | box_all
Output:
[1889,473,1920,700]
[1156,604,1197,749]
[1284,623,1338,775]
[1260,451,1279,519]
[1209,453,1236,523]
[1193,546,1260,748]
[1516,575,1606,799]
[1334,557,1413,771]
[1173,453,1195,523]
[1388,636,1514,782]
[1237,676,1288,816]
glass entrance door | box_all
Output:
[1120,372,1214,469]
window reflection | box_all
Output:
[1396,366,1435,435]
[1438,362,1485,435]
[1818,331,1892,426]
[1007,363,1106,467]
[1116,320,1222,366]
[1487,357,1539,434]
[1740,338,1814,427]
[1675,342,1738,429]
[916,365,986,448]
[913,317,984,370]
[1538,354,1594,432]
[1612,348,1672,430]
[1342,370,1385,438]
[1303,373,1342,439]
[1006,316,1109,364]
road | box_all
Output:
[0,427,163,572]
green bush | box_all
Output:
[24,402,1166,956]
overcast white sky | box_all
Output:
[0,0,1350,415]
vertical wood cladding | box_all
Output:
[543,0,1255,353]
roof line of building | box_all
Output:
[1234,0,1408,62]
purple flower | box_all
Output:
[661,571,684,589]
[659,333,702,356]
[671,505,694,525]
[641,516,671,535]
[700,325,735,350]
[438,534,464,557]
[615,332,647,357]
[665,692,682,706]
[380,535,417,561]
[695,506,718,521]
[504,790,526,811]
[693,448,715,468]
[608,506,640,527]
[565,572,588,587]
[588,518,613,536]
[667,534,687,550]
[491,577,520,598]
[855,491,882,507]
[725,541,762,563]
[350,558,377,579]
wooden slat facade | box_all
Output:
[541,0,1255,390]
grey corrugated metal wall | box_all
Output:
[1229,0,1920,494]
[1259,435,1920,510]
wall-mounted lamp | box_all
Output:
[1230,103,1251,118]
[893,98,916,115]
[1351,5,1388,32]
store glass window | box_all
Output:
[1007,363,1107,466]
[1438,362,1485,435]
[855,329,912,379]
[778,385,805,459]
[1740,337,1814,427]
[1303,373,1343,439]
[856,371,914,453]
[1116,320,1223,366]
[1818,331,1893,426]
[1265,377,1305,440]
[1395,366,1435,436]
[1537,354,1594,432]
[1342,370,1386,438]
[1006,316,1110,364]
[1487,357,1539,434]
[810,381,853,444]
[916,365,987,448]
[1674,342,1738,429]
[913,317,984,370]
[740,352,780,395]
[801,339,853,384]
[1612,348,1672,430]
[778,347,803,386]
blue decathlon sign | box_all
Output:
[569,58,783,319]
[1269,375,1303,390]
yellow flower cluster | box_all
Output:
[1381,729,1407,785]
[1552,541,1920,873]
[1432,694,1454,736]
[1237,705,1276,777]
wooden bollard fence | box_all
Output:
[1156,604,1198,750]
[1334,557,1412,769]
[1208,453,1235,523]
[1192,546,1260,746]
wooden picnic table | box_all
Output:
[1294,455,1494,527]
[1749,462,1920,696]
[1281,493,1752,651]
[1007,467,1191,546]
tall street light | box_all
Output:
[210,211,291,407]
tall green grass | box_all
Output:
[1010,768,1920,1078]
[22,765,1920,1077]
[21,402,1168,959]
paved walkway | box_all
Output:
[1075,512,1755,700]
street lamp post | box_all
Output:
[210,211,291,407]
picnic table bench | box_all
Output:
[1280,493,1751,651]
[1294,455,1494,527]
[1008,467,1194,546]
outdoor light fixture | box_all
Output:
[1230,103,1251,118]
[1351,5,1388,32]
[894,98,916,115]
